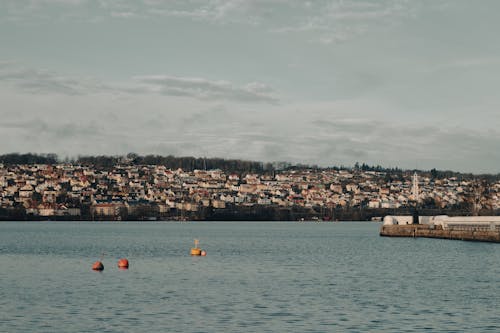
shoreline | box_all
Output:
[1,206,498,222]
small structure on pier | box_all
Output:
[383,215,500,230]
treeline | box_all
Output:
[78,153,273,174]
[0,153,498,179]
[0,153,271,174]
[0,153,58,165]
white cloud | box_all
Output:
[133,75,279,103]
[110,11,136,18]
[427,57,500,72]
[1,0,417,40]
[271,0,417,44]
[0,63,279,103]
[0,65,108,95]
[29,0,88,5]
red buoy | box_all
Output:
[117,258,129,269]
[200,250,207,256]
[92,261,104,271]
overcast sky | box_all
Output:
[1,0,499,173]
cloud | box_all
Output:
[0,63,279,103]
[0,119,102,138]
[427,57,500,72]
[136,105,500,173]
[270,0,417,44]
[1,85,498,172]
[37,0,87,4]
[1,0,417,41]
[0,0,91,23]
[0,65,109,95]
[110,11,137,18]
[325,0,411,20]
[0,0,262,24]
[133,75,279,103]
[303,118,500,172]
[141,0,267,25]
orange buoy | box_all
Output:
[117,258,129,269]
[191,239,202,256]
[190,248,201,256]
[200,250,207,256]
[92,261,104,271]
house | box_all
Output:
[38,203,55,216]
[55,206,81,217]
[91,203,124,218]
[211,200,226,209]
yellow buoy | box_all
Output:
[190,239,202,256]
[190,248,202,256]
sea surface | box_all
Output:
[1,221,500,332]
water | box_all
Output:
[1,221,500,332]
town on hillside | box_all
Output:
[0,159,498,221]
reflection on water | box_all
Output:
[0,221,499,332]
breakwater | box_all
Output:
[380,223,500,242]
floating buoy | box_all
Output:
[200,250,207,256]
[190,248,201,256]
[191,239,202,256]
[117,258,129,269]
[92,261,104,271]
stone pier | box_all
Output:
[380,224,500,243]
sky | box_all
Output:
[0,0,499,173]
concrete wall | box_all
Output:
[380,224,500,243]
[384,215,500,227]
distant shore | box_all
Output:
[1,206,497,222]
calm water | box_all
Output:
[1,221,500,332]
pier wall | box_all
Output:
[380,224,500,243]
